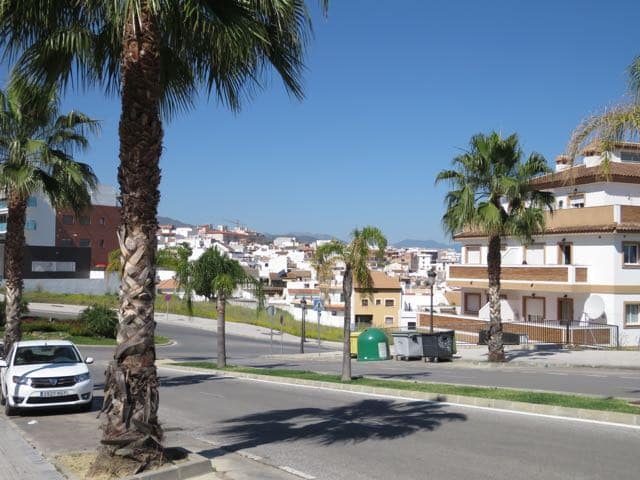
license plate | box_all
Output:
[40,390,70,398]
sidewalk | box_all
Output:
[454,345,640,370]
[0,415,64,479]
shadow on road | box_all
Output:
[159,374,226,388]
[201,398,466,456]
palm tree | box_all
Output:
[568,55,640,164]
[314,227,387,381]
[0,1,326,464]
[436,132,554,362]
[191,247,263,368]
[0,80,97,356]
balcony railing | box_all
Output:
[448,264,588,283]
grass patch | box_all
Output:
[7,329,170,346]
[23,290,345,342]
[173,361,640,415]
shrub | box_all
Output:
[79,305,118,338]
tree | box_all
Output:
[0,0,326,467]
[0,80,97,355]
[568,55,640,167]
[191,247,263,368]
[314,227,387,381]
[156,244,192,294]
[436,132,554,362]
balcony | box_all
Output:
[448,264,589,290]
[545,205,614,231]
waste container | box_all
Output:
[391,331,423,360]
[350,331,361,358]
[420,330,455,362]
[357,328,390,361]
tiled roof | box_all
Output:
[285,270,312,279]
[157,278,176,290]
[288,288,320,295]
[355,271,401,290]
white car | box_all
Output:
[0,340,94,415]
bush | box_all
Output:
[0,298,30,327]
[79,305,118,338]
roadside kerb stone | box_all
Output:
[158,360,640,428]
[121,453,213,480]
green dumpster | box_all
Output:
[350,332,360,358]
[357,328,390,361]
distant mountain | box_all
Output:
[394,239,459,250]
[157,216,192,228]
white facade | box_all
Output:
[449,146,640,346]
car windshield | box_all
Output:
[14,346,81,365]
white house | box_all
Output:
[447,143,640,346]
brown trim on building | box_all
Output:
[448,279,640,294]
[531,162,640,190]
[575,267,587,282]
[450,265,568,282]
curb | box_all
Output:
[451,358,640,371]
[158,361,640,429]
[122,453,214,480]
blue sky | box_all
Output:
[49,0,640,243]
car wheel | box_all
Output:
[78,400,92,413]
[0,387,5,406]
[4,400,18,417]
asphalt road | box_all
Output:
[8,322,640,480]
[70,322,640,400]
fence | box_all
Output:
[417,313,619,348]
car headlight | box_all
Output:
[75,372,91,382]
[12,376,32,386]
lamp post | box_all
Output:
[300,297,307,354]
[427,269,437,333]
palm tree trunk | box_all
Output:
[341,266,353,381]
[2,191,26,356]
[217,294,227,368]
[98,2,163,468]
[487,234,505,362]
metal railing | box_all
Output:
[417,313,620,348]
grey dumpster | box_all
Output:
[391,332,423,360]
[421,330,455,362]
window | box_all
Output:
[623,243,638,265]
[559,244,572,265]
[79,238,90,247]
[557,200,564,209]
[60,238,73,247]
[464,293,481,315]
[466,246,481,264]
[621,152,640,163]
[62,215,74,225]
[79,215,91,225]
[25,219,36,231]
[624,303,640,326]
[384,316,394,326]
[375,299,381,306]
[384,299,395,307]
[361,298,369,307]
[99,239,105,248]
[26,196,37,207]
[569,194,585,208]
[31,261,76,272]
[98,217,105,225]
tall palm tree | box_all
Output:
[191,247,263,368]
[0,80,97,356]
[568,55,640,164]
[0,1,326,465]
[436,132,554,362]
[314,227,387,381]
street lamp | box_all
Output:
[426,269,437,333]
[300,297,307,354]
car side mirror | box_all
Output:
[0,360,7,368]
[85,357,94,365]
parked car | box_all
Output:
[0,340,94,415]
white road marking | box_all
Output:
[279,465,316,479]
[198,391,224,398]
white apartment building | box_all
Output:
[447,143,640,346]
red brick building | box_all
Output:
[55,185,121,268]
